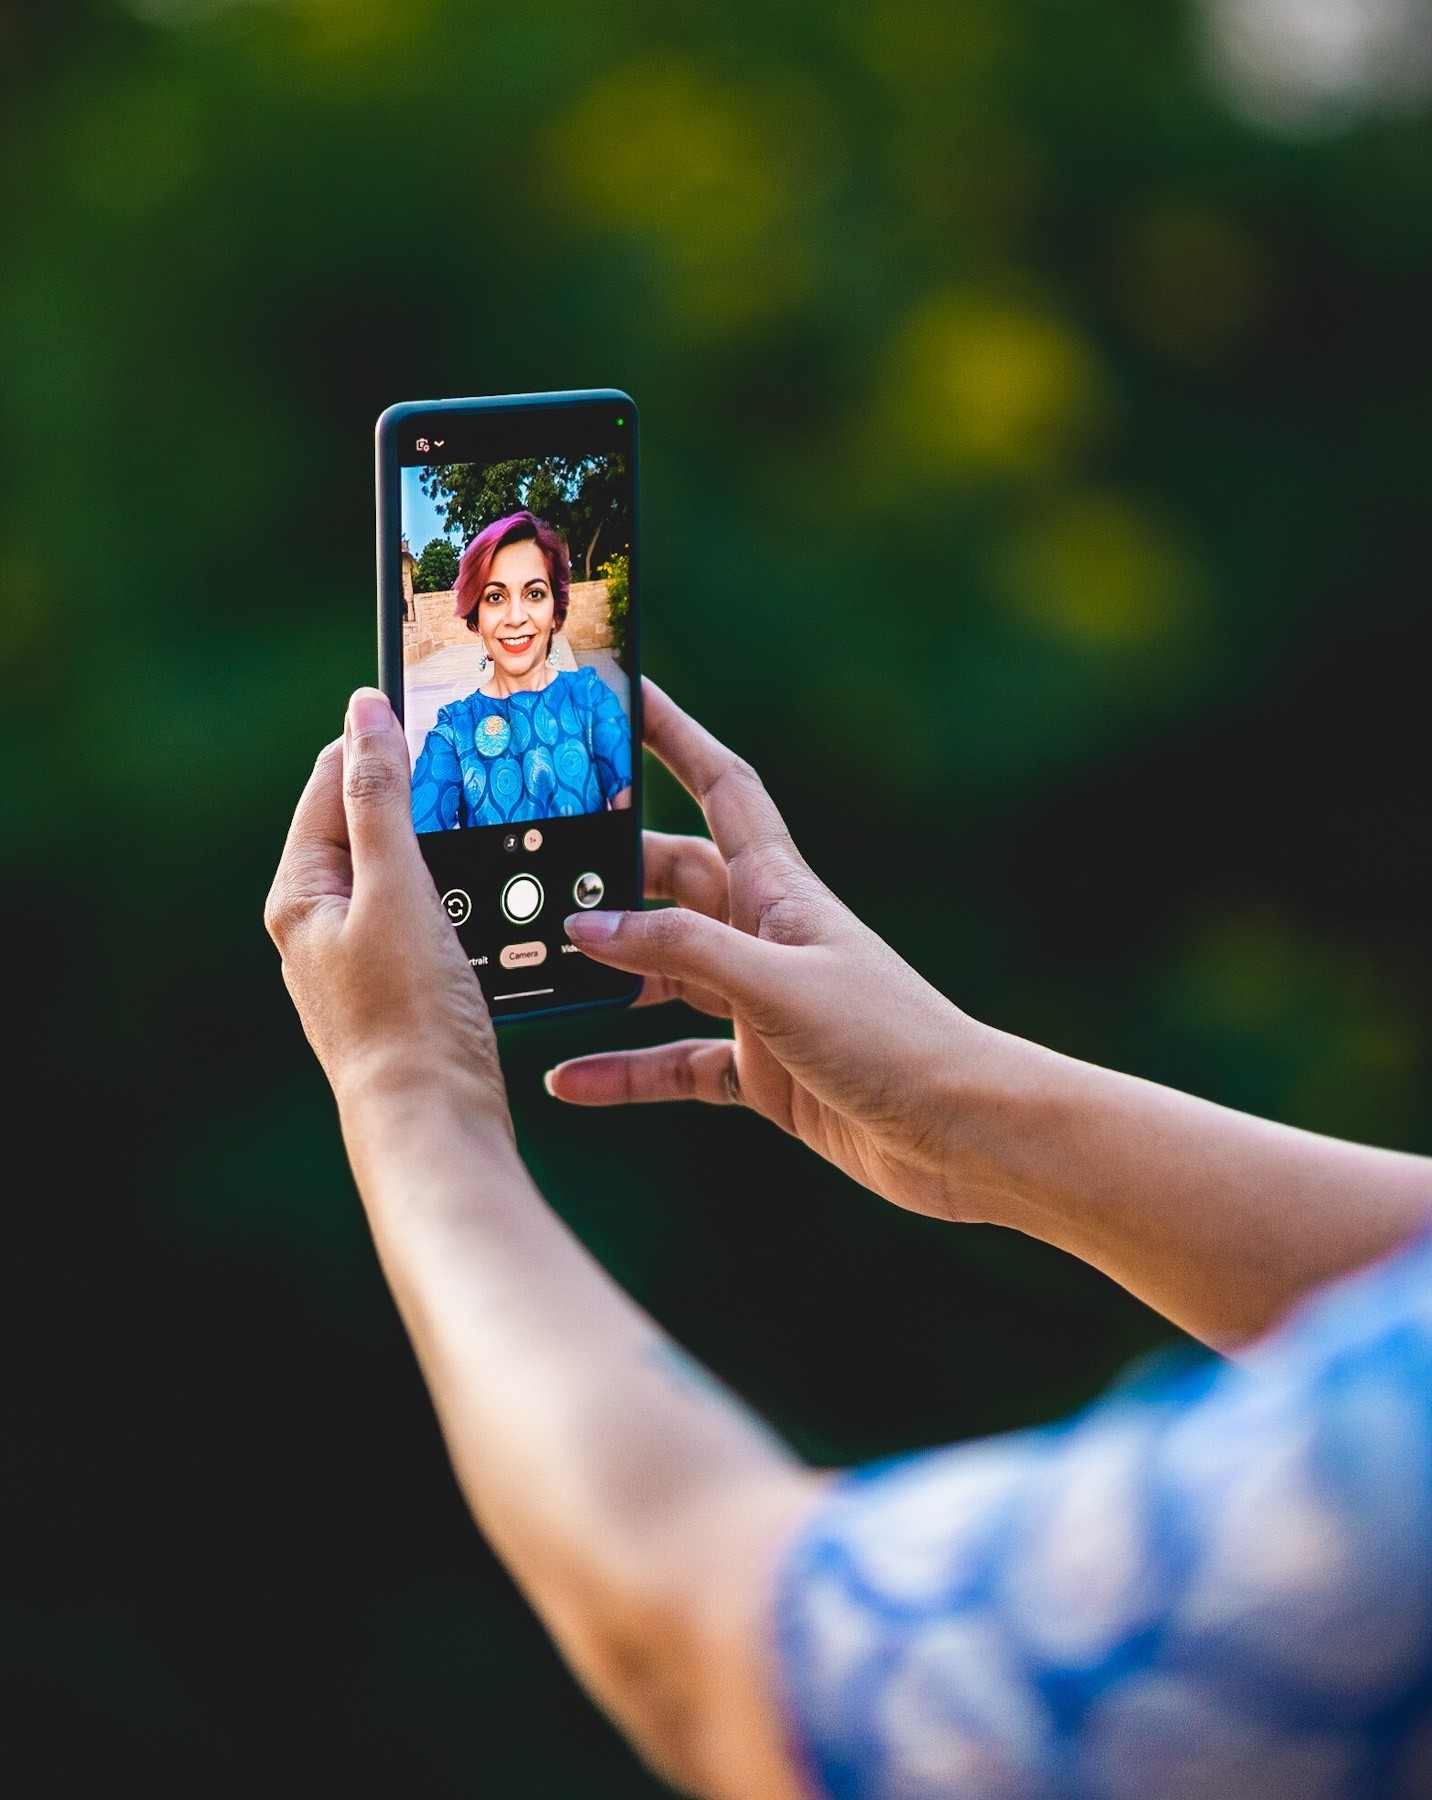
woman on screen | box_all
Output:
[410,510,632,831]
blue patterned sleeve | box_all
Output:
[583,671,632,804]
[410,723,463,833]
[776,1235,1432,1800]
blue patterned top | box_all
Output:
[777,1232,1432,1799]
[410,667,631,832]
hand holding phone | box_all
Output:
[264,691,510,1125]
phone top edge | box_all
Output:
[376,389,636,442]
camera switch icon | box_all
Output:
[440,888,472,927]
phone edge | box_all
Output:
[374,389,644,1026]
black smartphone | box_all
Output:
[376,389,642,1024]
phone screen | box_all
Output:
[377,392,641,1022]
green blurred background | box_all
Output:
[5,0,1430,1788]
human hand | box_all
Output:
[264,689,507,1127]
[547,681,1004,1224]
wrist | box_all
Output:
[333,1039,508,1125]
[334,1050,524,1197]
[928,1020,1071,1228]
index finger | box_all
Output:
[281,737,348,863]
[266,738,353,930]
[641,678,795,866]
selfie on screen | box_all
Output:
[400,452,634,834]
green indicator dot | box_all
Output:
[616,416,625,426]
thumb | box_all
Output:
[342,688,424,887]
[563,904,790,1015]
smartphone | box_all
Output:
[376,389,642,1024]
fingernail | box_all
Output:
[542,1069,558,1097]
[564,910,621,942]
[348,688,392,736]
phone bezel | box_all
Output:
[375,388,643,1026]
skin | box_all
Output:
[553,687,1432,1350]
[472,537,560,695]
[470,536,631,809]
[266,686,813,1799]
[267,678,1432,1795]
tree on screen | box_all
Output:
[566,454,628,580]
[597,551,630,662]
[414,537,460,592]
[421,453,629,580]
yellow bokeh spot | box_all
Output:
[845,0,1013,92]
[892,295,1103,475]
[550,60,830,329]
[0,546,49,667]
[998,492,1202,646]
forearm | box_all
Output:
[335,1070,814,1790]
[952,1028,1432,1347]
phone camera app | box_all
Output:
[395,395,637,1020]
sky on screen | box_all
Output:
[401,465,460,557]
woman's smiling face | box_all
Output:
[476,538,557,682]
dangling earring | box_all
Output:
[546,631,560,671]
[475,634,490,674]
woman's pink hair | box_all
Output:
[453,510,571,631]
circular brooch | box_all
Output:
[475,713,511,758]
